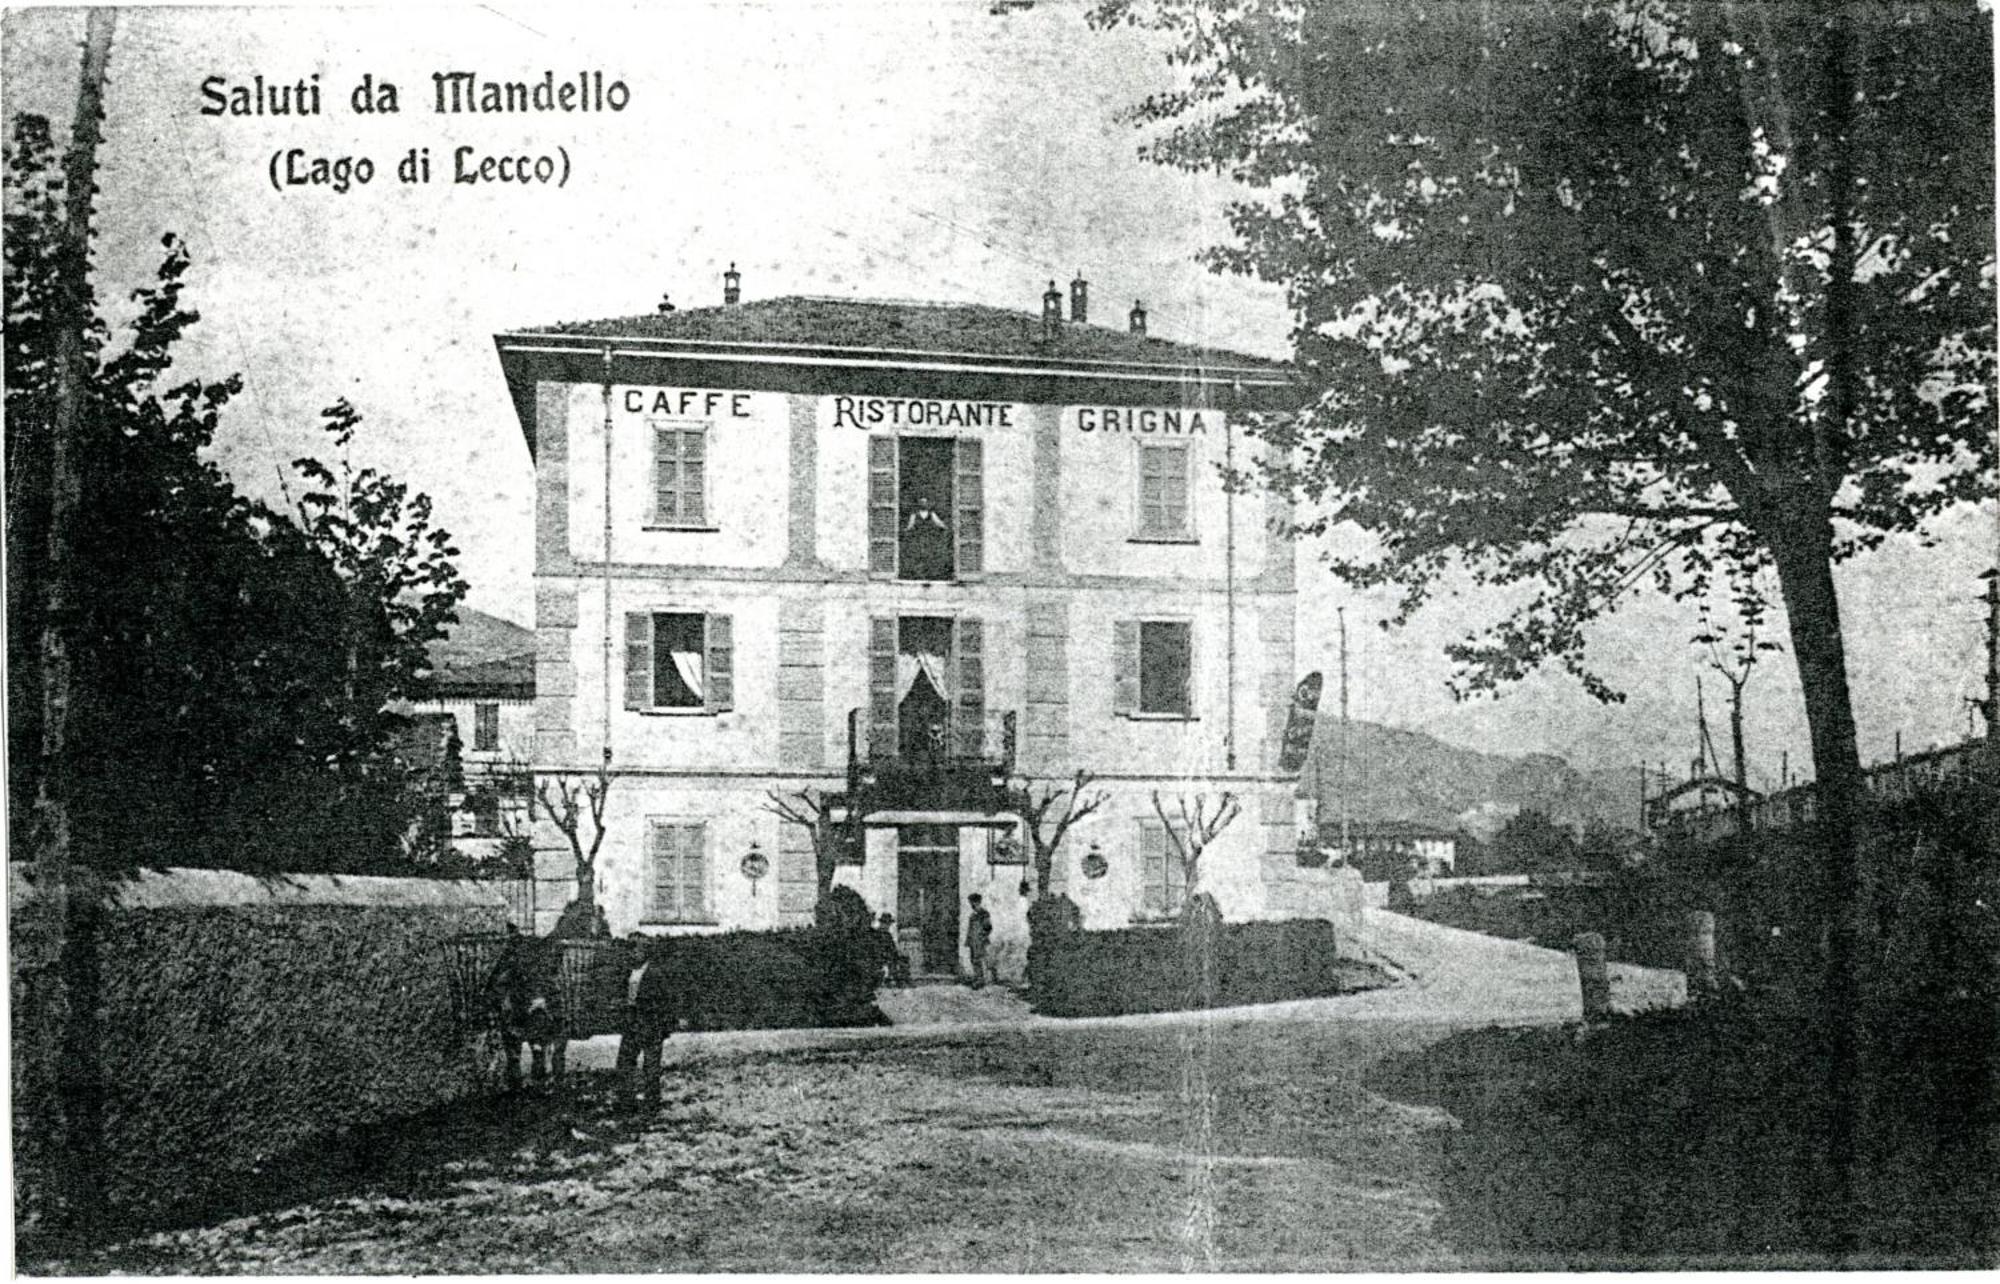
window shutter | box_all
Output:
[704,613,734,712]
[867,436,898,575]
[954,438,983,578]
[1167,829,1188,905]
[953,616,984,759]
[654,427,676,524]
[1140,821,1166,912]
[868,616,898,759]
[679,428,706,526]
[681,823,709,920]
[625,613,654,710]
[1113,620,1139,715]
[648,822,673,918]
[1177,621,1194,716]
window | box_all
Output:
[469,791,501,838]
[651,423,708,527]
[624,611,734,713]
[1135,442,1191,539]
[867,435,983,580]
[1139,818,1188,913]
[867,615,985,761]
[473,701,500,752]
[1114,620,1193,718]
[647,820,710,922]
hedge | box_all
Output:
[10,867,508,1234]
[1026,894,1380,1017]
[458,923,888,1037]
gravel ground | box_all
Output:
[33,912,1687,1274]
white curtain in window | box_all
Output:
[669,647,705,701]
[895,651,948,702]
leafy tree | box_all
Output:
[5,111,467,874]
[1490,808,1580,875]
[1091,0,1991,998]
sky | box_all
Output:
[3,2,1993,787]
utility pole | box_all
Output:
[1338,607,1351,863]
[27,9,117,1237]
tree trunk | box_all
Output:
[1764,505,1868,1256]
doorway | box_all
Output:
[895,825,960,977]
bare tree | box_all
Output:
[533,753,613,923]
[1693,583,1783,800]
[1151,790,1242,908]
[1015,770,1109,896]
[761,787,864,900]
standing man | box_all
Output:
[965,893,994,989]
[615,939,678,1107]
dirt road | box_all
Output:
[51,912,1684,1273]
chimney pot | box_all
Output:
[1041,279,1063,341]
[722,261,741,306]
[1070,272,1088,324]
[1129,299,1147,336]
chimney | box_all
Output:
[722,261,741,306]
[1041,280,1062,340]
[1129,299,1147,336]
[1069,272,1088,324]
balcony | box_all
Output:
[846,708,1017,813]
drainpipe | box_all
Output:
[601,346,615,767]
[1224,379,1239,773]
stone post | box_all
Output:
[1684,910,1719,1004]
[1574,931,1612,1023]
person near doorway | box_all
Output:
[873,913,911,986]
[965,893,995,988]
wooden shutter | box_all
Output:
[624,612,654,709]
[704,613,734,712]
[868,616,898,759]
[868,436,898,575]
[954,438,983,577]
[654,427,676,523]
[1140,821,1167,912]
[1166,827,1188,904]
[1138,444,1189,537]
[648,823,673,918]
[650,822,710,921]
[679,428,706,525]
[654,427,708,526]
[1112,620,1139,715]
[953,616,984,759]
[680,823,709,920]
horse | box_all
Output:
[487,927,568,1091]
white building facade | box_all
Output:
[497,286,1337,978]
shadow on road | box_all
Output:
[25,1073,665,1270]
[1364,1001,1997,1270]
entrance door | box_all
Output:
[895,825,960,977]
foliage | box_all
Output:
[11,875,505,1232]
[1488,808,1580,875]
[1026,915,1381,1017]
[4,112,468,874]
[1087,1,1995,983]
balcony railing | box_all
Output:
[847,708,1017,810]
